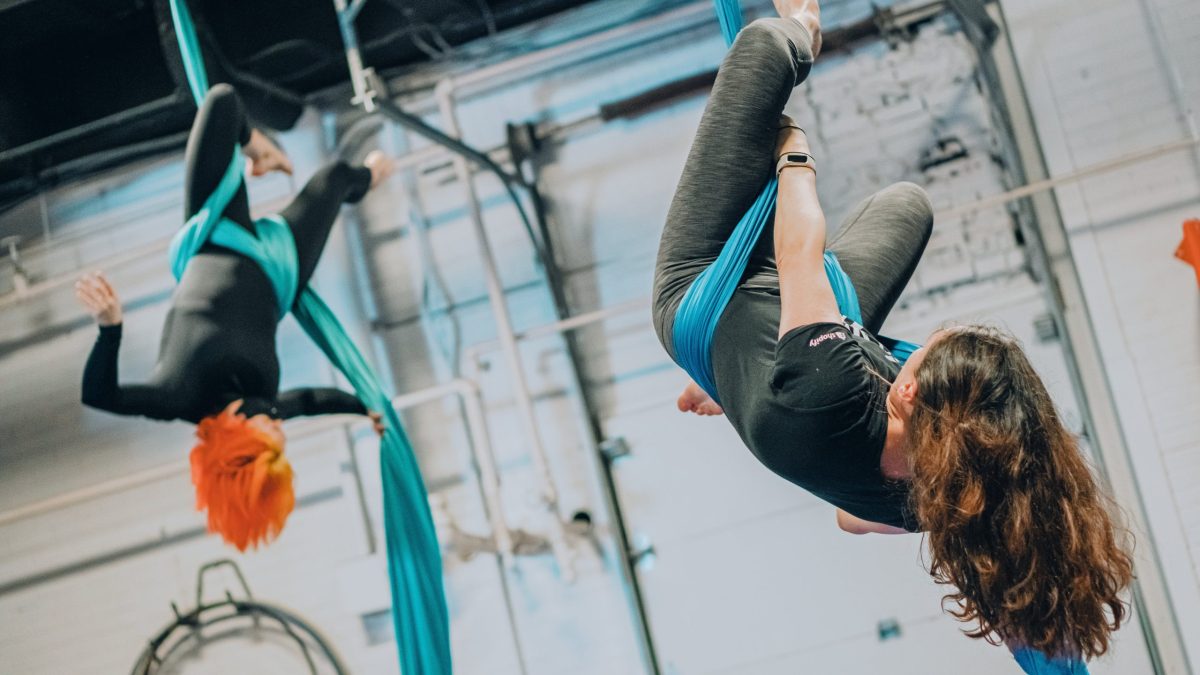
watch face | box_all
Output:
[789,153,807,162]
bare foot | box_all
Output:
[677,381,724,416]
[364,150,395,189]
[245,129,294,177]
[773,0,822,57]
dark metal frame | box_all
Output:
[130,559,349,675]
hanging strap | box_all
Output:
[166,2,452,673]
[671,0,919,404]
[1010,648,1090,675]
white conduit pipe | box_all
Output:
[465,297,651,366]
[935,136,1200,220]
[433,79,575,580]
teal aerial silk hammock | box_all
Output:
[167,2,451,673]
[672,0,918,405]
[685,4,1087,675]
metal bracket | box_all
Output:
[333,0,379,112]
[1,236,30,294]
[599,437,632,462]
[195,558,254,609]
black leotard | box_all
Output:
[81,84,371,424]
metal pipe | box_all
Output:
[433,80,574,580]
[333,0,378,112]
[440,1,721,98]
[0,487,346,598]
[936,136,1200,220]
[466,297,651,366]
[0,237,170,310]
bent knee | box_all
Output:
[883,181,934,234]
[733,18,815,75]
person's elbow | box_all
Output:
[836,509,870,535]
[80,387,104,410]
[80,384,119,413]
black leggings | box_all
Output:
[652,18,933,355]
[185,84,370,291]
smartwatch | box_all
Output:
[776,152,816,176]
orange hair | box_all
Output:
[190,402,294,551]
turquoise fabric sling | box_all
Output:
[167,2,451,672]
[671,0,918,405]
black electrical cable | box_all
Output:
[371,96,551,267]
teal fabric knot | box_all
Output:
[168,148,299,320]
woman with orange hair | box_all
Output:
[76,84,388,550]
[658,0,1133,671]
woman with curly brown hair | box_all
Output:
[655,0,1134,672]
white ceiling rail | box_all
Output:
[936,136,1200,221]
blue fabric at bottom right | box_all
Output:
[1011,648,1089,675]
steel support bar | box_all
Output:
[333,0,379,112]
[433,82,574,580]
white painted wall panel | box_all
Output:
[1000,0,1200,665]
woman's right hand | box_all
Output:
[364,150,396,189]
[75,271,123,326]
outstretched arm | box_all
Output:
[269,389,385,435]
[273,388,368,419]
[77,273,177,420]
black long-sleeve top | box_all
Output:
[82,322,366,423]
[80,84,371,424]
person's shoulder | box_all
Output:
[770,321,879,410]
[776,322,854,352]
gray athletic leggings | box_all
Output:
[652,18,934,358]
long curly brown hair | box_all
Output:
[907,325,1134,658]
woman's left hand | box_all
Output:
[368,411,385,436]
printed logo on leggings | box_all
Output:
[809,330,848,347]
